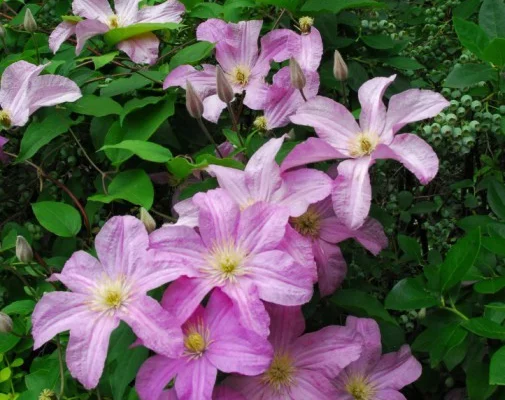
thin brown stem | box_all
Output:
[271,8,286,30]
[299,89,308,102]
[197,118,224,158]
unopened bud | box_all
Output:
[16,236,33,263]
[299,16,314,34]
[289,57,306,90]
[216,66,234,104]
[23,9,37,33]
[0,312,13,333]
[418,308,426,319]
[333,50,348,81]
[185,81,204,119]
[139,207,156,233]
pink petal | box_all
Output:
[175,357,217,400]
[164,64,215,94]
[213,386,247,400]
[290,96,360,154]
[159,389,179,400]
[136,0,184,24]
[72,0,114,21]
[313,240,347,297]
[49,21,77,53]
[50,250,102,293]
[226,20,262,68]
[202,94,227,123]
[288,28,323,72]
[252,28,291,76]
[28,74,82,115]
[31,291,91,349]
[117,33,159,65]
[196,18,233,44]
[242,77,269,110]
[173,197,199,227]
[277,225,317,283]
[264,303,305,352]
[119,295,183,358]
[345,316,382,375]
[280,137,347,172]
[332,157,373,230]
[136,355,182,400]
[290,370,339,399]
[114,0,140,25]
[373,133,439,185]
[358,75,396,137]
[75,19,109,55]
[66,314,119,389]
[224,375,268,400]
[375,390,408,400]
[206,165,250,207]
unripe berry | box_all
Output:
[460,95,472,106]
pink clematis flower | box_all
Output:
[0,61,81,128]
[286,20,324,72]
[283,75,450,229]
[136,289,272,400]
[0,136,8,163]
[159,386,246,400]
[49,0,185,64]
[164,19,292,122]
[149,188,314,337]
[31,216,184,389]
[334,316,422,399]
[225,303,363,399]
[290,196,388,297]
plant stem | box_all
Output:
[271,8,286,30]
[340,80,349,108]
[299,89,308,102]
[56,336,65,398]
[31,33,40,64]
[441,305,469,321]
[197,118,224,158]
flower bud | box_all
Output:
[418,308,426,319]
[0,312,13,333]
[216,66,234,104]
[16,236,33,263]
[333,50,348,81]
[23,9,37,33]
[298,16,314,34]
[289,57,306,90]
[139,207,156,233]
[185,81,204,119]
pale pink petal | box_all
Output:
[373,133,439,185]
[173,198,199,227]
[358,75,396,137]
[49,21,77,53]
[50,250,103,293]
[280,137,347,172]
[72,0,113,21]
[75,19,109,55]
[202,94,227,123]
[264,303,305,351]
[213,386,246,400]
[137,0,184,23]
[27,74,82,115]
[290,96,359,154]
[31,292,91,349]
[224,375,269,400]
[175,357,217,400]
[375,390,408,400]
[277,225,317,283]
[206,165,250,208]
[196,19,233,44]
[114,0,140,25]
[136,355,182,400]
[332,157,373,230]
[289,28,323,72]
[290,370,339,399]
[119,295,183,358]
[66,314,119,389]
[345,316,382,375]
[242,78,269,110]
[252,28,291,76]
[228,20,262,68]
[159,389,179,400]
[313,240,347,297]
[117,33,159,65]
[164,64,216,97]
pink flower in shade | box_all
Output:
[164,19,292,122]
[49,0,185,65]
[334,316,422,400]
[0,61,81,128]
[0,136,8,164]
[225,303,363,399]
[282,75,450,230]
[290,196,388,297]
[31,216,185,390]
[149,188,314,337]
[287,24,323,73]
[159,386,246,400]
[136,289,272,400]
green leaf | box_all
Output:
[2,300,35,315]
[0,368,11,383]
[100,72,165,97]
[89,170,154,209]
[479,0,505,39]
[91,51,119,69]
[482,236,505,256]
[430,323,468,367]
[397,235,422,263]
[482,38,505,67]
[61,15,83,23]
[467,359,496,400]
[454,0,482,19]
[32,202,82,237]
[104,22,180,46]
[189,3,224,18]
[101,140,172,163]
[361,34,395,49]
[169,41,215,70]
[301,0,384,13]
[120,96,165,125]
[166,157,206,180]
[110,347,148,400]
[0,333,20,353]
[488,179,505,220]
[385,277,438,310]
[398,191,414,210]
[453,17,490,60]
[474,277,505,294]
[180,178,218,201]
[67,95,122,117]
[382,56,424,70]
[410,201,438,214]
[444,63,497,89]
[17,113,72,162]
[463,317,505,339]
[255,0,302,12]
[490,346,505,385]
[439,229,481,292]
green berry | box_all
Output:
[471,100,482,112]
[460,95,472,106]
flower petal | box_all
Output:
[72,0,113,21]
[289,28,323,72]
[202,94,227,123]
[114,0,140,25]
[27,74,82,115]
[213,386,247,400]
[227,20,262,68]
[264,303,305,352]
[252,28,291,76]
[206,165,250,207]
[373,133,439,184]
[50,250,103,293]
[137,0,185,23]
[345,316,382,375]
[117,33,159,65]
[175,357,217,400]
[375,390,407,400]
[196,18,233,44]
[173,198,199,228]
[277,225,317,283]
[291,370,339,399]
[163,64,217,97]
[49,21,77,53]
[313,240,347,297]
[332,157,373,230]
[224,375,269,400]
[75,19,109,55]
[280,137,347,172]
[136,355,183,400]
[242,77,269,110]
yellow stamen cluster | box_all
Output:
[298,16,314,34]
[108,14,120,28]
[183,319,212,359]
[291,208,321,238]
[261,352,296,391]
[0,110,12,128]
[230,65,251,87]
[346,374,376,400]
[349,132,380,157]
[38,389,56,400]
[90,276,132,314]
[253,116,268,131]
[204,241,248,284]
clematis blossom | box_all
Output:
[283,75,450,229]
[32,216,184,389]
[159,386,246,400]
[334,316,422,399]
[225,303,363,399]
[150,188,314,337]
[164,19,292,122]
[0,61,81,128]
[286,17,324,72]
[49,0,185,64]
[136,289,272,400]
[290,196,388,296]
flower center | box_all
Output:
[298,16,314,34]
[90,276,132,313]
[349,132,379,157]
[0,110,12,128]
[291,208,321,238]
[346,375,376,400]
[204,241,248,284]
[230,66,251,87]
[183,319,212,359]
[38,389,56,400]
[261,352,296,391]
[253,116,268,131]
[108,14,120,28]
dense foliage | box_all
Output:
[0,0,504,399]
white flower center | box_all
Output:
[346,374,376,400]
[89,276,132,314]
[230,65,251,87]
[108,14,120,29]
[349,132,380,157]
[261,352,296,391]
[204,241,248,284]
[254,116,268,131]
[0,110,11,128]
[183,318,212,359]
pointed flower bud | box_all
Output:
[299,16,314,34]
[216,66,234,104]
[333,50,348,81]
[16,235,33,263]
[289,57,306,90]
[0,312,13,333]
[139,207,156,233]
[23,9,37,33]
[185,81,204,119]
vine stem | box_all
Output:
[56,335,65,398]
[197,118,224,158]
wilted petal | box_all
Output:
[280,137,347,172]
[206,165,250,207]
[265,303,305,351]
[202,94,227,123]
[50,250,103,293]
[137,0,185,23]
[175,358,217,400]
[114,0,140,25]
[72,0,113,21]
[75,19,109,55]
[374,133,439,185]
[28,74,82,115]
[136,355,182,400]
[117,33,159,65]
[49,21,77,53]
[313,240,347,297]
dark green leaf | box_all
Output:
[482,38,505,67]
[169,42,215,70]
[331,289,397,324]
[479,0,505,39]
[490,346,505,385]
[120,96,165,125]
[101,140,173,163]
[430,323,468,367]
[488,179,505,220]
[385,277,438,310]
[467,359,496,400]
[444,63,497,89]
[397,235,422,263]
[301,0,384,13]
[100,72,165,97]
[474,277,505,294]
[361,34,395,49]
[454,0,482,19]
[32,202,82,237]
[463,317,505,339]
[104,23,180,46]
[453,17,490,60]
[255,0,302,12]
[67,95,122,117]
[2,300,35,315]
[382,56,424,70]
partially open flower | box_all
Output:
[0,312,13,333]
[16,235,33,263]
[23,9,37,33]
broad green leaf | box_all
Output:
[397,235,422,263]
[180,178,219,200]
[61,15,83,23]
[479,0,505,39]
[189,3,224,18]
[32,202,82,237]
[101,140,173,163]
[67,95,122,117]
[474,277,505,294]
[490,346,505,385]
[429,323,468,367]
[467,359,496,400]
[301,0,384,13]
[91,51,119,69]
[169,41,215,70]
[89,169,154,209]
[385,277,438,310]
[398,191,414,210]
[2,300,35,315]
[362,34,395,49]
[166,155,243,180]
[120,96,165,125]
[488,179,505,220]
[410,201,438,214]
[255,0,302,12]
[444,63,497,88]
[100,72,165,97]
[463,317,505,339]
[454,0,481,19]
[482,38,505,67]
[0,368,11,383]
[382,56,424,70]
[453,17,490,60]
[482,236,505,256]
[0,333,20,353]
[104,23,180,46]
